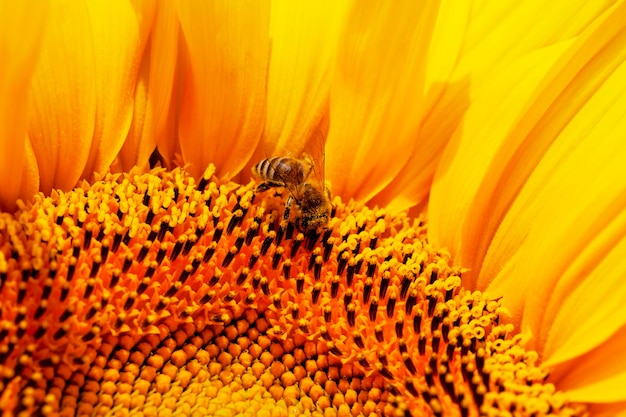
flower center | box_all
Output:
[0,166,586,416]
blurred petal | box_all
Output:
[176,0,270,180]
[430,0,626,406]
[28,0,152,193]
[0,2,47,210]
[118,2,179,172]
[326,1,441,207]
[549,324,626,403]
[262,0,349,158]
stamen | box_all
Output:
[0,166,587,417]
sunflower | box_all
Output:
[1,1,625,416]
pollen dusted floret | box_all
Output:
[0,166,586,417]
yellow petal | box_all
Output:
[175,0,270,180]
[28,0,152,193]
[430,1,626,406]
[262,0,348,158]
[117,2,179,172]
[549,325,626,404]
[429,1,626,290]
[0,2,47,210]
[326,1,441,206]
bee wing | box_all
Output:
[302,128,327,187]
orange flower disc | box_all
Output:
[0,166,586,416]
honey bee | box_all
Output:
[252,153,332,231]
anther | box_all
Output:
[353,332,365,349]
[290,233,304,257]
[363,278,373,304]
[252,272,261,289]
[226,209,243,235]
[323,238,333,262]
[165,282,181,297]
[200,291,215,304]
[234,232,245,252]
[245,221,259,245]
[272,247,283,270]
[432,332,441,354]
[296,273,305,294]
[248,250,260,269]
[84,278,95,298]
[212,223,224,244]
[178,264,193,284]
[137,277,151,294]
[313,256,323,281]
[346,260,356,287]
[83,226,93,249]
[122,253,133,273]
[323,306,332,323]
[427,294,438,317]
[144,260,158,279]
[386,293,397,318]
[406,290,418,314]
[312,283,322,304]
[34,301,48,320]
[42,278,53,299]
[170,237,185,261]
[366,260,377,278]
[222,246,237,267]
[405,378,419,396]
[282,259,291,279]
[327,341,342,356]
[157,221,169,241]
[369,297,378,322]
[379,271,390,299]
[374,325,384,343]
[357,354,369,368]
[124,292,137,310]
[208,270,222,286]
[418,333,427,356]
[156,245,167,264]
[347,304,356,327]
[197,242,214,264]
[376,362,394,379]
[298,319,310,333]
[53,324,69,340]
[430,269,439,285]
[146,207,158,225]
[260,278,270,296]
[67,257,77,281]
[183,235,196,256]
[291,304,299,320]
[331,275,340,299]
[343,289,353,307]
[275,221,286,245]
[236,268,250,285]
[400,273,412,300]
[85,302,101,320]
[261,232,274,256]
[395,316,404,338]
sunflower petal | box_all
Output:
[175,0,270,180]
[28,0,151,193]
[549,324,626,404]
[262,0,348,159]
[325,1,440,204]
[430,1,626,406]
[0,2,47,210]
[117,2,180,172]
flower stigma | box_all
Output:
[0,166,587,417]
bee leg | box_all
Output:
[284,195,293,222]
[256,181,282,193]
